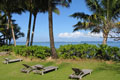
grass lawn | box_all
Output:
[0,55,120,80]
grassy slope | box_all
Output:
[0,55,120,80]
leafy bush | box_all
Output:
[57,44,120,61]
[0,44,120,61]
[57,44,98,59]
[13,46,51,59]
[0,45,13,52]
[95,45,120,61]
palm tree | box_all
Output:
[0,0,24,46]
[8,20,24,45]
[25,0,33,46]
[71,0,120,44]
[48,0,71,59]
[0,12,7,45]
[0,12,24,45]
[30,0,48,46]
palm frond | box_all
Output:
[85,0,103,13]
[70,12,90,20]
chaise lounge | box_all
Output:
[69,68,92,80]
[3,58,23,64]
[33,66,58,75]
[21,64,44,73]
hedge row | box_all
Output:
[0,44,120,60]
[0,45,51,59]
[57,44,120,61]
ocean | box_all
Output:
[15,41,120,48]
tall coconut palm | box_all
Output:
[71,0,120,44]
[0,0,24,46]
[48,0,71,59]
[8,20,24,45]
[0,12,8,45]
[30,0,48,46]
[25,0,33,46]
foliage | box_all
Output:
[57,44,120,61]
[0,44,120,61]
[57,44,98,59]
[96,45,120,61]
[0,45,13,52]
[70,0,120,44]
[13,46,51,59]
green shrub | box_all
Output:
[110,47,120,61]
[13,46,51,59]
[95,45,120,61]
[57,44,98,59]
[0,45,13,52]
[0,44,120,61]
[57,44,120,61]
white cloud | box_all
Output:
[58,31,103,38]
[87,32,103,37]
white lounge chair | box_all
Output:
[69,68,92,80]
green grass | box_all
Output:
[0,55,120,80]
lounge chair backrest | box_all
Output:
[4,58,9,61]
[72,68,83,75]
[22,64,30,68]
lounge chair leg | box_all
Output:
[90,72,91,75]
[41,72,44,75]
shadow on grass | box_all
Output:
[44,62,55,66]
[95,62,120,74]
[58,62,70,69]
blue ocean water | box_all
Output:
[16,41,120,48]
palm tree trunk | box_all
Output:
[8,13,16,46]
[26,11,32,46]
[30,13,37,46]
[6,39,8,45]
[26,0,32,47]
[48,0,58,59]
[102,32,108,45]
[9,39,11,45]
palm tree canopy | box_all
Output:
[71,0,120,33]
[0,0,24,14]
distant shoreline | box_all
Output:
[15,41,120,43]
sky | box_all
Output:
[12,0,113,42]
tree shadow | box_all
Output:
[95,63,120,74]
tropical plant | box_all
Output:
[8,20,24,45]
[48,0,72,59]
[71,0,120,44]
[0,0,24,46]
[0,12,7,45]
[25,0,33,46]
[13,46,51,59]
[109,28,120,41]
[0,19,24,45]
[30,0,48,46]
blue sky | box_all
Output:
[12,0,112,42]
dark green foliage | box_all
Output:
[96,45,120,61]
[57,44,98,59]
[13,46,51,59]
[0,45,13,52]
[57,44,120,61]
[0,44,120,61]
